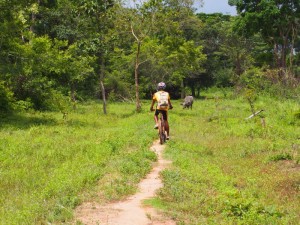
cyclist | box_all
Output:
[150,82,173,140]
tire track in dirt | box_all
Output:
[74,140,175,225]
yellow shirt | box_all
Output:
[153,91,170,111]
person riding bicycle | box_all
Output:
[150,82,173,140]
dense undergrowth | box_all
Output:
[158,88,300,224]
[0,101,157,224]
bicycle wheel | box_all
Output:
[159,118,166,145]
[159,125,164,144]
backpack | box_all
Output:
[157,92,169,109]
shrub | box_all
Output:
[214,68,235,88]
[0,82,14,114]
[268,153,293,162]
[239,67,268,91]
[105,75,133,102]
[13,99,34,111]
[44,90,72,112]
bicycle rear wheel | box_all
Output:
[159,118,166,145]
[159,130,165,144]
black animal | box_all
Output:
[182,96,194,109]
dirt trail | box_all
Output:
[74,140,175,225]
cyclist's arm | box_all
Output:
[150,99,156,111]
[168,99,173,109]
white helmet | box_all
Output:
[157,82,166,90]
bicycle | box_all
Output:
[158,111,167,145]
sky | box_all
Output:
[195,0,237,15]
[125,0,237,16]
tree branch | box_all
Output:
[131,24,139,42]
[138,59,149,66]
[245,110,264,120]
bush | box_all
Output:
[105,74,133,101]
[44,90,72,112]
[268,153,293,162]
[238,68,300,99]
[214,68,235,88]
[239,67,269,91]
[295,111,300,120]
[0,82,14,114]
[13,99,34,111]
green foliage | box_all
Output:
[160,38,207,93]
[268,153,293,162]
[294,110,300,120]
[0,82,13,114]
[13,99,34,112]
[234,0,300,70]
[224,199,283,220]
[237,68,300,100]
[1,0,299,110]
[105,74,133,101]
[239,67,266,90]
[214,68,235,87]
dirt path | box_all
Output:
[74,140,175,225]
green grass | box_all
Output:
[0,101,157,224]
[158,90,300,224]
[1,91,299,225]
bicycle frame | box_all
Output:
[158,112,167,145]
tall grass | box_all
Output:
[0,101,157,224]
[159,89,300,224]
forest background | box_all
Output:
[0,0,299,114]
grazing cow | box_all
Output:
[182,96,194,109]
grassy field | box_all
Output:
[0,101,157,224]
[0,89,299,224]
[158,89,300,224]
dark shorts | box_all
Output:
[155,109,168,121]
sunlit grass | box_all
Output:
[1,93,299,224]
[159,90,300,224]
[0,101,157,224]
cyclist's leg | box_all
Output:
[162,111,169,138]
[154,109,159,129]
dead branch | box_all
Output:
[245,110,264,120]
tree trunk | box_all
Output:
[100,80,107,114]
[274,43,280,69]
[100,57,107,114]
[281,41,287,70]
[180,79,185,99]
[135,41,141,112]
[191,85,195,97]
[70,83,77,110]
[289,26,295,70]
[30,13,36,33]
[30,0,41,33]
[235,52,243,75]
[196,87,200,98]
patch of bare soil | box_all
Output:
[277,160,300,172]
[74,140,175,225]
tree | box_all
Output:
[76,0,115,114]
[233,0,300,73]
[160,38,206,98]
[153,0,206,98]
[0,1,96,110]
[221,18,255,76]
[196,13,234,90]
[115,0,164,112]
